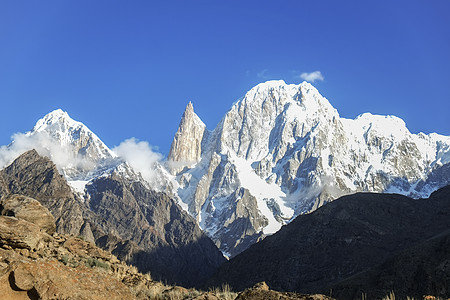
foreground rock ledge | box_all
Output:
[235,282,334,300]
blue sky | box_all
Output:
[1,1,449,155]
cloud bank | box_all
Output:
[300,71,324,83]
[112,138,163,185]
[0,131,94,173]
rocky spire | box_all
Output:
[168,101,208,174]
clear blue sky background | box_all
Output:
[1,1,449,155]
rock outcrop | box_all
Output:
[86,173,226,286]
[0,216,51,251]
[0,194,56,234]
[0,213,153,300]
[235,282,334,300]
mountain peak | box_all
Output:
[168,101,208,174]
[28,109,117,181]
[250,80,315,92]
[181,101,204,126]
[185,101,194,113]
[33,109,83,133]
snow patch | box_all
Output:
[68,180,89,195]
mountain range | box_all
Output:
[167,80,450,256]
[0,80,449,292]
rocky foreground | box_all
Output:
[0,191,333,300]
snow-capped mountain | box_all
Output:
[30,109,120,185]
[6,109,173,197]
[168,80,450,257]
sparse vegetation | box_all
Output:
[380,292,446,300]
[59,255,69,265]
[210,283,237,300]
[84,257,111,270]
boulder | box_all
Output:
[235,282,334,300]
[10,260,136,300]
[0,216,51,250]
[0,194,56,234]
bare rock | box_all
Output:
[12,263,35,290]
[0,216,51,250]
[253,281,269,291]
[0,149,85,236]
[10,260,135,300]
[236,282,334,300]
[1,194,56,234]
[191,292,221,300]
[168,101,209,174]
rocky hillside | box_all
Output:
[0,149,225,287]
[0,193,334,300]
[0,194,153,299]
[207,185,450,299]
[168,80,450,257]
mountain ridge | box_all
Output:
[168,80,450,256]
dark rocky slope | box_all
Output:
[86,174,225,285]
[330,229,450,299]
[0,150,225,286]
[329,186,450,299]
[207,186,450,298]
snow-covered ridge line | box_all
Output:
[168,80,450,257]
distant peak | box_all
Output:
[32,109,83,133]
[185,101,194,113]
[40,109,74,122]
[48,108,68,116]
[254,80,287,89]
[179,101,205,129]
[249,80,318,94]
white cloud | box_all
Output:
[0,131,94,172]
[112,138,163,185]
[0,132,168,192]
[299,71,324,83]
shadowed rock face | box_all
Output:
[207,186,450,298]
[330,230,450,300]
[0,150,225,287]
[86,175,226,286]
[0,149,86,236]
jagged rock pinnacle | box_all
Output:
[168,101,209,174]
